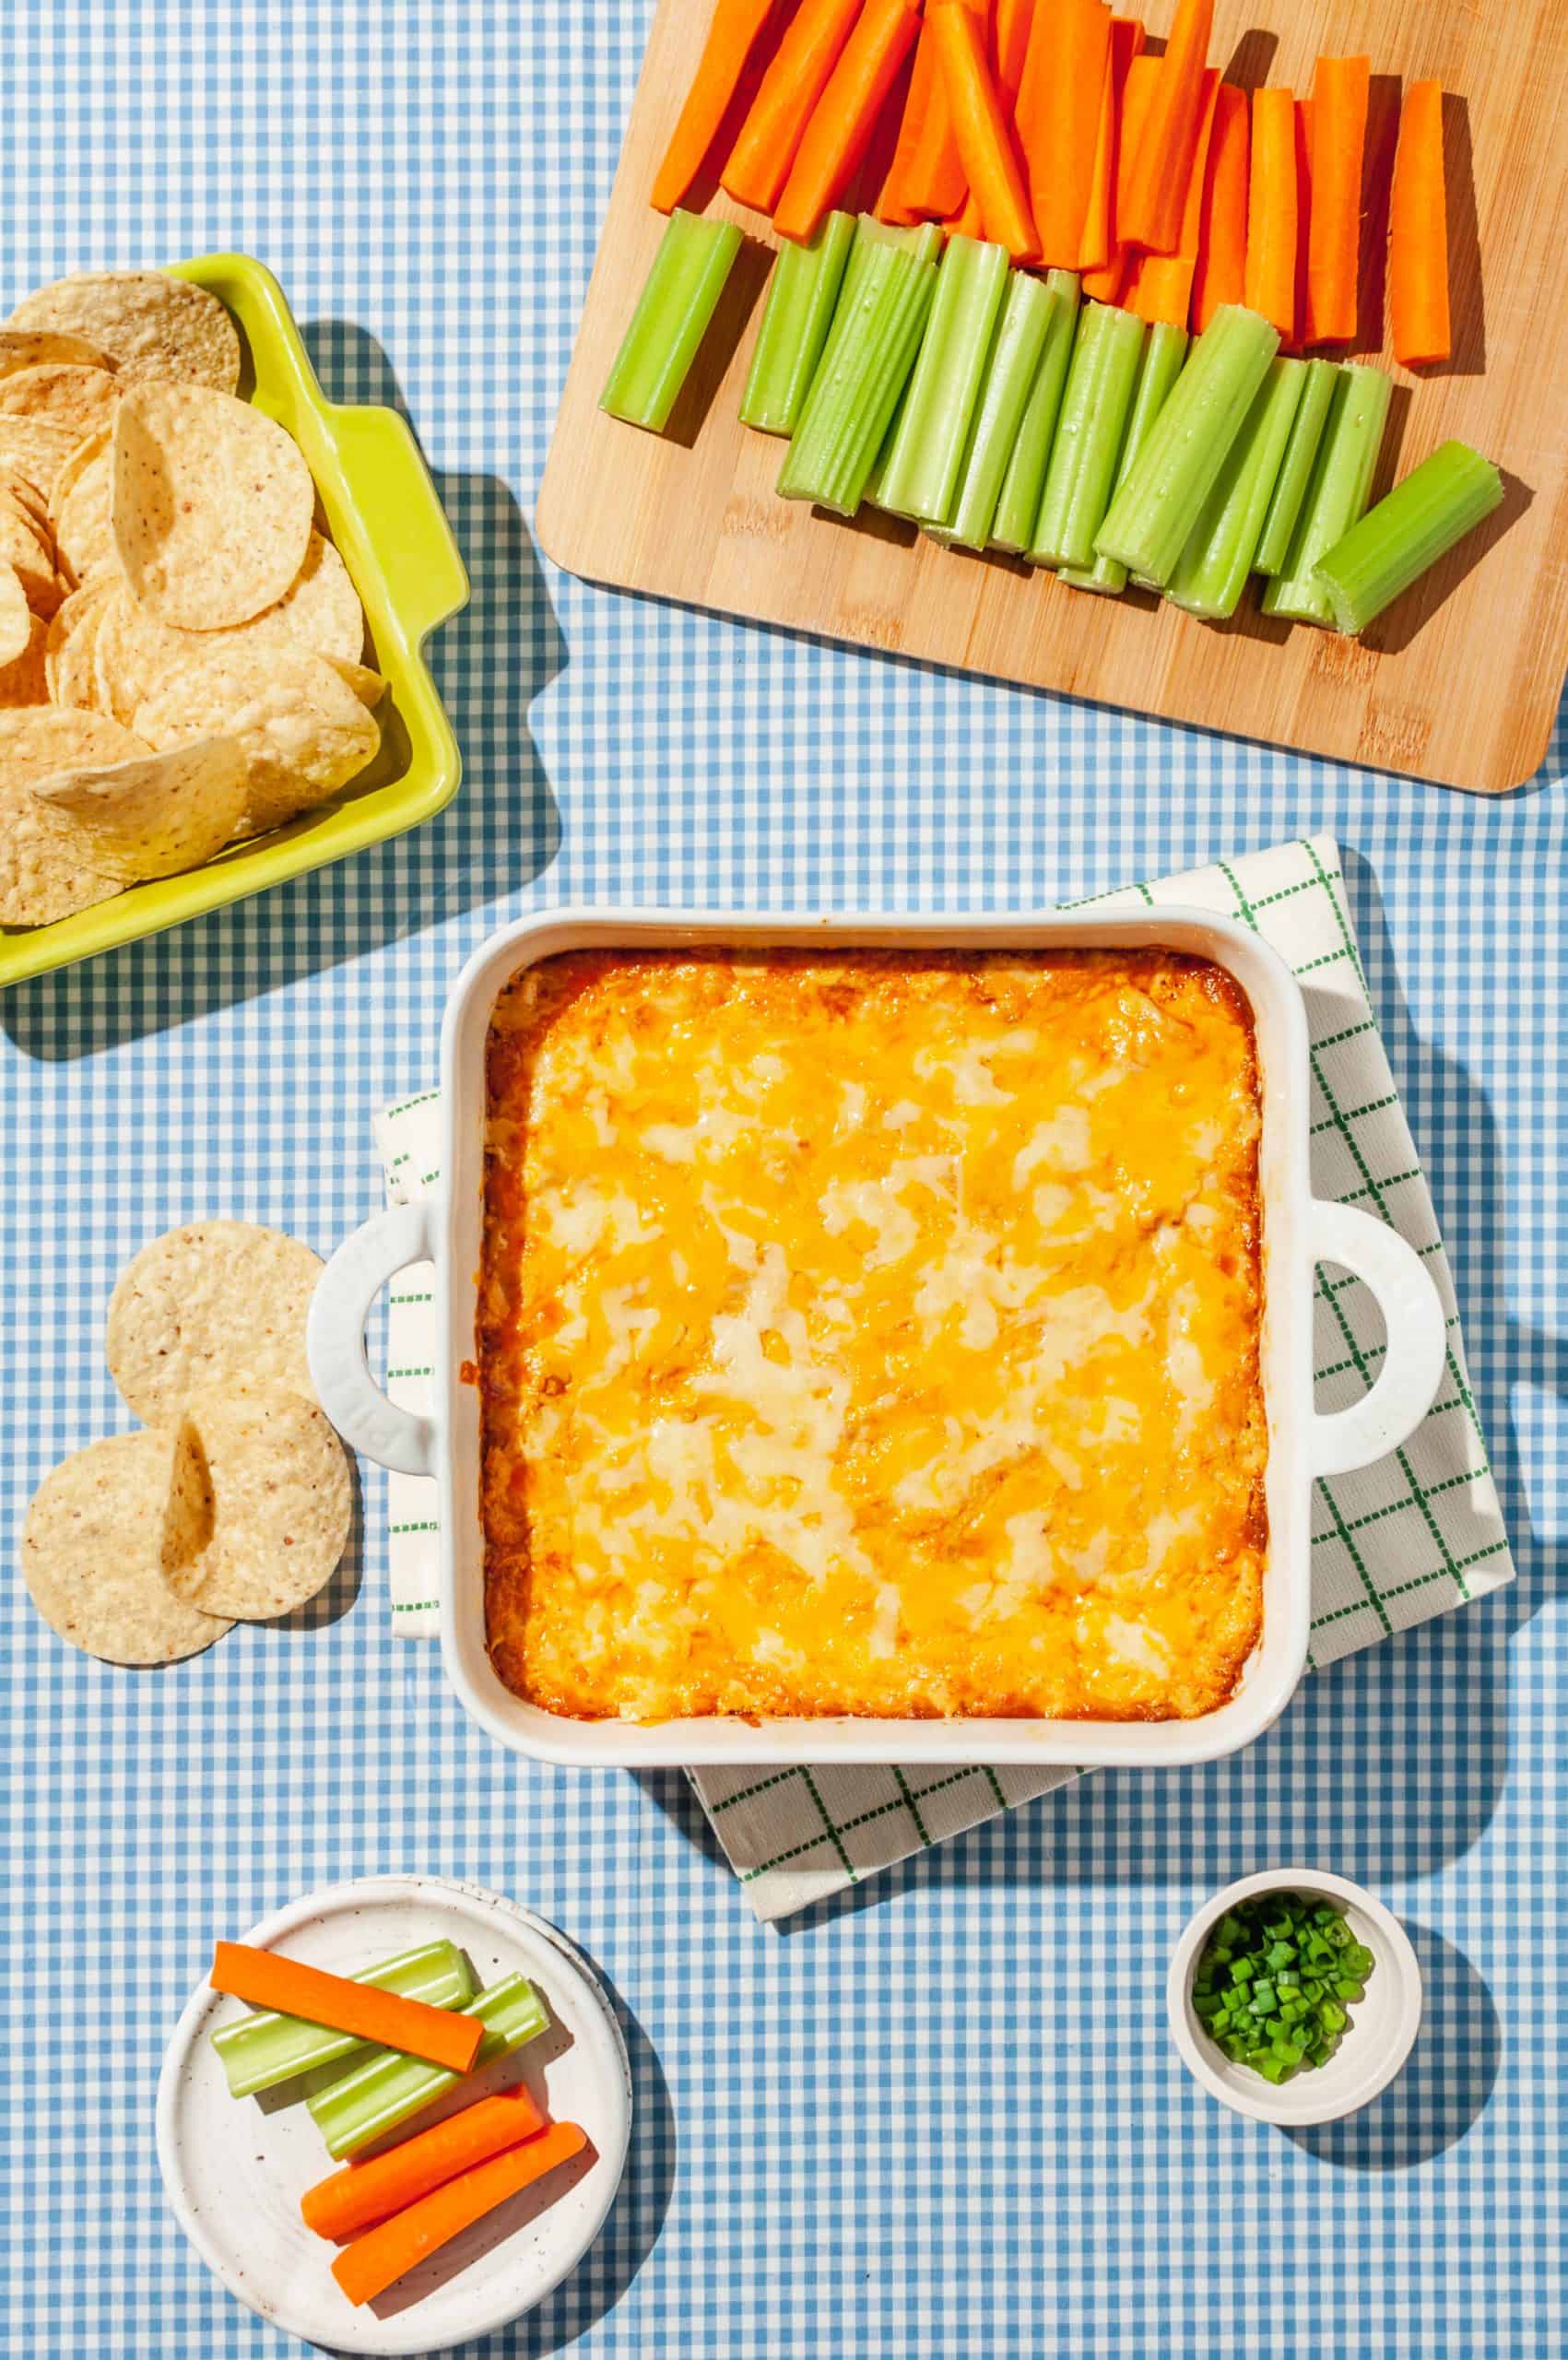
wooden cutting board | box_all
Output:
[537,0,1568,794]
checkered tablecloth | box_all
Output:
[372,834,1515,1921]
[3,6,1563,2357]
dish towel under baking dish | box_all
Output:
[371,835,1515,1923]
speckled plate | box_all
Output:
[156,1876,631,2355]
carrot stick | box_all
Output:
[1388,78,1450,366]
[652,0,781,211]
[1081,50,1157,299]
[878,1,985,220]
[775,0,922,239]
[723,0,866,214]
[1291,96,1314,348]
[996,0,1034,108]
[1305,53,1370,344]
[209,1943,484,2076]
[1125,65,1217,324]
[1117,0,1213,254]
[949,189,985,236]
[1017,0,1113,270]
[302,2087,548,2244]
[929,1,1039,260]
[1190,79,1248,329]
[1078,16,1144,273]
[332,2122,589,2308]
[1244,85,1297,341]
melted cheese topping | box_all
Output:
[480,950,1267,1723]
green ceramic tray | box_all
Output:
[0,252,469,988]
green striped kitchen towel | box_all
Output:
[371,836,1514,1923]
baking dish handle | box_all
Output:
[307,1201,440,1478]
[1307,1200,1447,1478]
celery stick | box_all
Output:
[1313,441,1503,633]
[1059,322,1188,595]
[1166,359,1306,620]
[601,211,744,434]
[1255,357,1338,576]
[945,274,1059,551]
[777,222,942,517]
[1029,302,1147,571]
[210,1941,475,2100]
[1093,304,1280,587]
[740,212,855,435]
[1260,364,1393,626]
[306,1971,548,2161]
[990,270,1080,553]
[876,235,1010,527]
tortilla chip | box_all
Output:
[45,579,114,709]
[50,426,114,584]
[324,655,386,707]
[0,612,52,711]
[104,1218,324,1425]
[0,704,144,921]
[159,1382,351,1620]
[0,328,117,381]
[0,564,30,667]
[7,272,240,394]
[0,362,118,441]
[21,1430,233,1664]
[0,499,62,613]
[0,418,81,497]
[32,735,247,881]
[131,643,380,835]
[112,384,313,629]
[3,466,51,527]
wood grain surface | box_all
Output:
[537,0,1568,793]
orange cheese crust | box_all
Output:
[479,949,1267,1723]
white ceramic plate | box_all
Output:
[156,1875,631,2354]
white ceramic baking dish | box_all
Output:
[309,907,1446,1770]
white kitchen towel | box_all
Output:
[371,836,1515,1921]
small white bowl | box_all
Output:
[1167,1869,1423,2128]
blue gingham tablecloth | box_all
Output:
[3,5,1564,2357]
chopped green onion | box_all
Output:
[1254,357,1338,576]
[209,1941,476,2100]
[1191,1890,1376,2083]
[1029,301,1147,571]
[1312,439,1503,633]
[990,269,1080,553]
[1260,362,1392,626]
[1058,319,1187,596]
[1165,359,1305,619]
[943,274,1060,551]
[1093,303,1280,587]
[601,209,745,434]
[305,1971,548,2160]
[877,235,1011,526]
[778,218,942,518]
[740,211,856,435]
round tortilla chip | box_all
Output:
[90,585,171,725]
[159,1382,351,1621]
[0,611,52,711]
[51,427,114,584]
[45,579,114,709]
[32,735,247,881]
[0,418,81,497]
[0,328,117,381]
[324,655,386,708]
[0,564,30,667]
[112,384,313,629]
[21,1431,233,1664]
[0,704,143,922]
[7,273,240,394]
[105,1218,324,1425]
[0,499,62,613]
[0,362,119,440]
[132,643,380,836]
